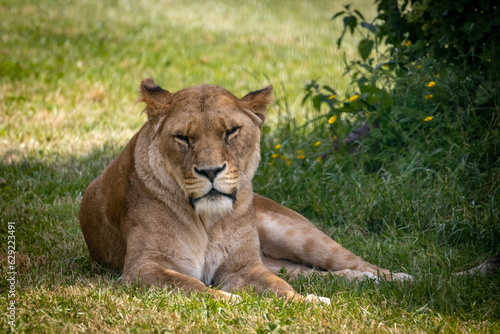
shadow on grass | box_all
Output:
[0,144,123,286]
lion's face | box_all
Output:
[140,79,272,218]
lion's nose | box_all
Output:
[194,163,226,182]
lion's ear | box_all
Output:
[139,78,171,120]
[241,85,273,127]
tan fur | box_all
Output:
[79,79,410,304]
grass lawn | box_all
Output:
[1,0,499,332]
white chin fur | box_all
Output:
[194,196,234,218]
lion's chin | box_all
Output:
[190,189,236,218]
[193,195,234,218]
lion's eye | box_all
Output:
[174,135,190,146]
[225,127,241,142]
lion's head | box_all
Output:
[138,78,272,218]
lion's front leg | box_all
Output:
[122,260,241,302]
[219,262,330,304]
[254,194,411,281]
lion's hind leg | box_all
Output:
[262,256,317,278]
[255,194,412,282]
[262,256,387,282]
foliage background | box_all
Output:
[1,0,499,332]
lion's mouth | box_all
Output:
[189,188,236,208]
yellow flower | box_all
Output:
[268,162,273,166]
[426,81,436,87]
[328,115,337,124]
[314,141,321,146]
[328,95,337,100]
[297,149,304,154]
[271,153,279,158]
[417,65,422,69]
[286,160,292,166]
[349,94,359,102]
[425,94,434,100]
[333,136,337,140]
[405,40,411,47]
[423,116,434,122]
[436,74,440,78]
[316,157,322,162]
[298,154,305,160]
[275,144,281,149]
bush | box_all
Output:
[334,0,500,68]
[303,0,499,173]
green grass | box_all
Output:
[1,0,499,332]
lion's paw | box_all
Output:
[361,271,381,281]
[305,294,331,305]
[215,290,242,303]
[391,272,413,281]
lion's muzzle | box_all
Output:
[187,163,239,217]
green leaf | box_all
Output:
[331,11,345,21]
[322,85,336,94]
[354,9,365,21]
[343,15,357,34]
[358,38,374,61]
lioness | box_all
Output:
[79,78,411,303]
